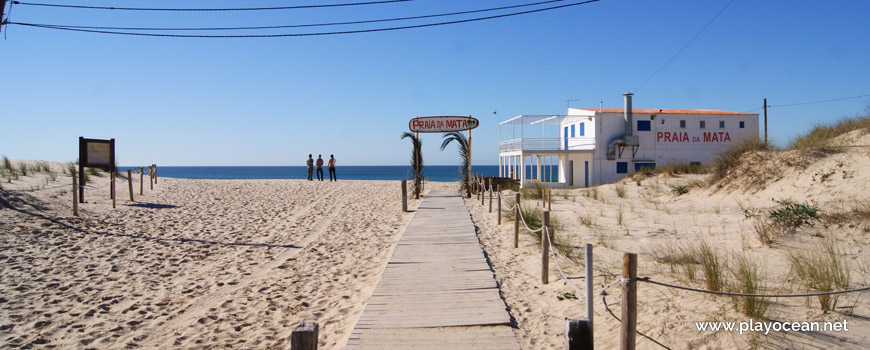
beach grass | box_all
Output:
[785,236,851,311]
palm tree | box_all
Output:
[440,131,471,198]
[400,132,423,199]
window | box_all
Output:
[679,120,686,128]
[571,124,575,137]
[634,163,656,172]
[580,122,585,136]
[700,120,706,129]
[637,120,651,131]
[740,121,745,129]
[719,121,725,129]
[616,162,628,174]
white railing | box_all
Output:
[499,138,596,153]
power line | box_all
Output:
[13,0,569,32]
[744,93,870,112]
[10,0,603,38]
[10,0,411,12]
[633,0,736,93]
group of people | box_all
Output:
[306,154,336,181]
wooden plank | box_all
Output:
[346,190,520,349]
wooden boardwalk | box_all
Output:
[346,190,520,350]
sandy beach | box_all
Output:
[0,163,447,349]
[3,130,870,350]
[465,130,870,349]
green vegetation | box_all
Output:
[401,132,424,199]
[768,201,818,228]
[440,132,470,197]
[521,180,545,200]
[671,185,690,196]
[730,255,769,319]
[786,237,851,311]
[659,162,709,176]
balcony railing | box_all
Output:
[499,138,595,153]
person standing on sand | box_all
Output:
[328,154,336,181]
[316,155,324,181]
[306,154,314,181]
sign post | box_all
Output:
[408,116,479,198]
[78,137,115,203]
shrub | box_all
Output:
[671,185,690,196]
[768,201,818,228]
[615,183,626,198]
[521,180,545,200]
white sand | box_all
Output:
[0,161,452,349]
[465,131,870,349]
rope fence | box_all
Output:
[467,180,870,349]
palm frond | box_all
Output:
[401,132,424,198]
[440,132,471,197]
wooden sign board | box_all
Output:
[409,116,479,133]
[79,137,115,169]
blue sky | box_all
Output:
[2,0,869,166]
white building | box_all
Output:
[498,93,759,187]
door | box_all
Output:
[584,161,589,187]
[564,127,569,150]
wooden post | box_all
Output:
[548,189,552,211]
[585,244,594,324]
[488,178,493,213]
[111,171,116,209]
[620,253,638,350]
[139,169,143,195]
[497,185,502,225]
[566,318,593,350]
[150,166,154,190]
[127,169,134,202]
[152,164,157,184]
[72,170,78,216]
[514,193,520,248]
[542,210,550,285]
[763,98,768,145]
[402,180,408,212]
[291,321,319,350]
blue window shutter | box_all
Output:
[616,162,628,174]
[580,123,585,136]
[637,120,651,131]
[571,125,575,137]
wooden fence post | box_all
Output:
[402,180,408,212]
[586,244,594,324]
[127,169,134,202]
[139,169,143,195]
[150,166,154,190]
[497,185,502,225]
[542,210,550,285]
[111,171,116,209]
[566,318,593,350]
[548,189,552,211]
[72,170,78,216]
[514,193,520,248]
[620,253,637,350]
[291,321,319,350]
[480,178,485,206]
[488,178,493,213]
[153,164,157,184]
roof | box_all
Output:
[573,108,757,116]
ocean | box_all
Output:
[118,165,506,182]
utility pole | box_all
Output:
[763,98,768,145]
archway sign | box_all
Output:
[409,116,479,197]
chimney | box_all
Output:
[623,92,633,136]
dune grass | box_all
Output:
[730,254,769,319]
[708,138,771,185]
[785,236,851,311]
[615,183,626,198]
[521,180,545,200]
[789,113,870,149]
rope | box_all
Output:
[638,277,870,298]
[601,294,672,350]
[544,226,583,296]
